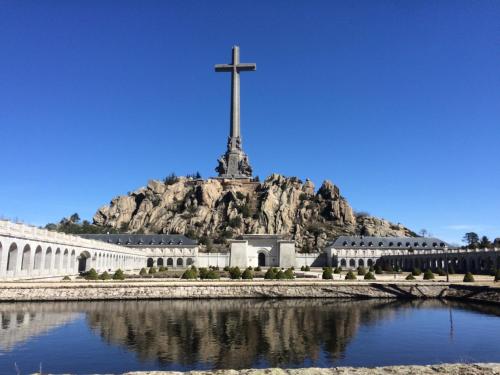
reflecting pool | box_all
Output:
[1,299,500,374]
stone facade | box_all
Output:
[0,220,145,280]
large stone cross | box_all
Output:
[215,46,256,151]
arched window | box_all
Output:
[147,258,154,267]
[21,245,31,271]
[157,258,164,266]
[176,258,183,267]
[388,242,393,247]
[186,258,194,266]
[33,246,43,270]
[358,259,364,267]
[367,259,373,267]
[349,259,356,267]
[379,242,384,246]
[351,241,356,246]
[7,243,18,271]
[340,259,347,267]
[167,258,173,266]
[44,247,52,270]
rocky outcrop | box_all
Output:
[93,174,414,250]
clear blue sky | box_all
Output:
[1,1,498,245]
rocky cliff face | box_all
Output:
[93,174,414,250]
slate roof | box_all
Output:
[79,233,198,247]
[329,236,449,249]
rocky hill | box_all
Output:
[93,174,415,251]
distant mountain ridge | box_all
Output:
[93,174,416,251]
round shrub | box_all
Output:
[113,269,125,280]
[305,265,310,271]
[198,267,209,279]
[364,272,376,280]
[300,265,305,271]
[204,269,220,279]
[357,267,366,276]
[463,272,475,282]
[369,266,374,272]
[423,269,435,280]
[99,271,111,280]
[284,268,295,279]
[334,267,342,274]
[322,268,333,279]
[374,265,383,275]
[495,269,500,282]
[406,273,416,280]
[229,267,241,279]
[255,266,262,272]
[158,266,166,272]
[62,276,71,281]
[412,268,422,276]
[85,268,98,281]
[345,271,357,280]
[181,268,197,279]
[242,269,254,279]
[139,268,148,276]
[247,266,253,271]
[149,267,157,274]
[223,266,230,272]
[276,270,286,279]
[264,268,277,280]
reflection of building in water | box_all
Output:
[0,304,80,351]
[84,299,405,368]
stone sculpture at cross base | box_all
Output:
[214,45,255,179]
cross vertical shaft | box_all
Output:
[214,46,256,178]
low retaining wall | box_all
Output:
[123,363,500,375]
[1,281,500,304]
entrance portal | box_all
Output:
[258,253,266,267]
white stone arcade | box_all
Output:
[0,220,145,280]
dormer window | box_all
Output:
[406,242,411,247]
[397,242,402,247]
[360,242,364,246]
[379,242,384,246]
[414,242,419,247]
[422,242,427,247]
[368,242,373,246]
[343,241,348,246]
[433,242,437,247]
[351,241,356,246]
[388,242,393,246]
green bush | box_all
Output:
[139,268,148,276]
[181,268,198,279]
[284,268,295,279]
[300,265,305,271]
[99,271,111,280]
[369,266,374,272]
[345,271,357,280]
[334,267,342,274]
[423,269,435,280]
[305,265,310,271]
[113,269,125,280]
[463,272,475,282]
[375,265,383,275]
[62,276,71,281]
[85,268,98,280]
[204,269,220,279]
[242,269,254,279]
[322,268,333,279]
[357,266,366,276]
[247,266,253,271]
[223,266,230,272]
[158,266,167,272]
[437,268,446,276]
[276,270,286,279]
[406,273,416,280]
[199,267,209,279]
[229,267,241,279]
[412,268,422,276]
[264,268,277,279]
[364,272,376,280]
[149,267,157,274]
[494,269,500,282]
[255,266,261,272]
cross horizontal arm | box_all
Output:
[215,64,233,72]
[236,63,256,71]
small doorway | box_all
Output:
[258,253,266,267]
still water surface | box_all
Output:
[0,299,500,374]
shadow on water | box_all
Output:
[1,298,500,371]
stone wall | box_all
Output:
[1,281,500,304]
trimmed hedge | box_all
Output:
[242,269,253,279]
[412,268,422,276]
[423,269,435,280]
[406,273,415,280]
[99,271,111,280]
[463,272,475,282]
[113,269,125,280]
[322,268,333,280]
[364,272,376,280]
[345,271,357,280]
